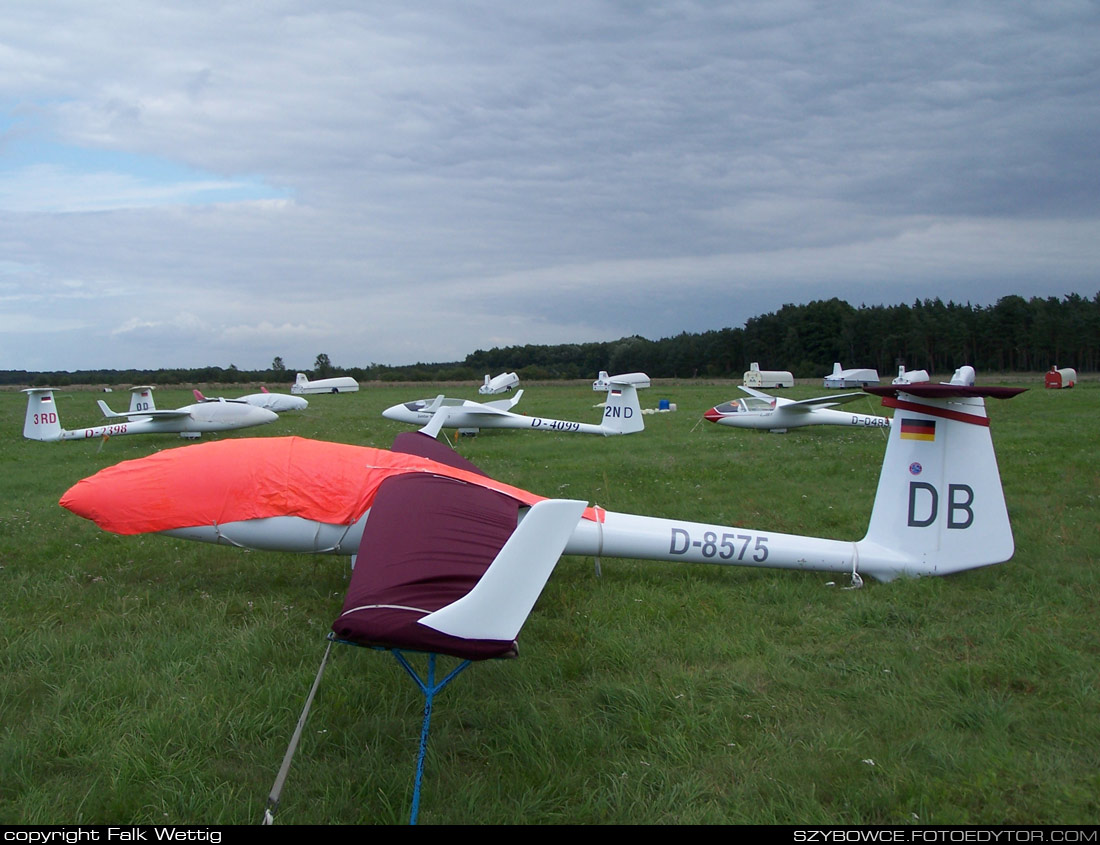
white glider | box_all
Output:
[193,387,308,412]
[704,385,890,433]
[23,385,278,442]
[383,372,651,436]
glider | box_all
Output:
[23,385,278,442]
[62,367,1025,659]
[193,387,309,412]
[382,372,650,436]
[704,385,890,433]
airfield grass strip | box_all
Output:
[0,379,1097,824]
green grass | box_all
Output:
[1,378,1097,824]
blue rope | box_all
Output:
[328,636,474,824]
[389,650,472,825]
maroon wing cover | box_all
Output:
[331,473,521,660]
[390,431,489,476]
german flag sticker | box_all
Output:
[900,418,936,441]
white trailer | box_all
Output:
[290,373,360,394]
[824,362,880,388]
[743,362,793,389]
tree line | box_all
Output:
[4,293,1096,387]
[464,293,1099,379]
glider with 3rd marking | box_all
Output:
[23,385,278,442]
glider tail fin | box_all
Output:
[599,373,650,435]
[22,389,63,441]
[129,386,156,413]
[857,382,1019,580]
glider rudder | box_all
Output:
[22,389,63,442]
[857,372,1023,579]
[598,373,650,435]
[128,386,156,414]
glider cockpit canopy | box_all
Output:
[713,396,776,414]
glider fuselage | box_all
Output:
[229,393,308,412]
[24,389,278,441]
[705,391,890,432]
[383,397,611,434]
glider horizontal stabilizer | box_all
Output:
[420,498,587,642]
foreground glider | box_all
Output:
[705,385,890,433]
[24,385,278,442]
[61,368,1023,659]
[382,372,651,436]
[193,387,308,412]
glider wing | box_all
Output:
[782,392,866,411]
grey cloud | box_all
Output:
[1,1,1097,369]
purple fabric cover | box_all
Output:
[390,431,489,477]
[331,473,521,659]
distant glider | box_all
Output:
[704,385,890,433]
[383,373,651,436]
[23,386,278,442]
[193,387,308,412]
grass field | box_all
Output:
[1,377,1097,825]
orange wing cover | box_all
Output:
[60,436,551,536]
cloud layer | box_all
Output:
[3,2,1098,370]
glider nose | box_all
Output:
[703,407,722,423]
[257,408,279,425]
[381,404,400,421]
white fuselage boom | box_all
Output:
[61,403,276,440]
[162,504,885,579]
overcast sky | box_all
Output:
[3,1,1098,372]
